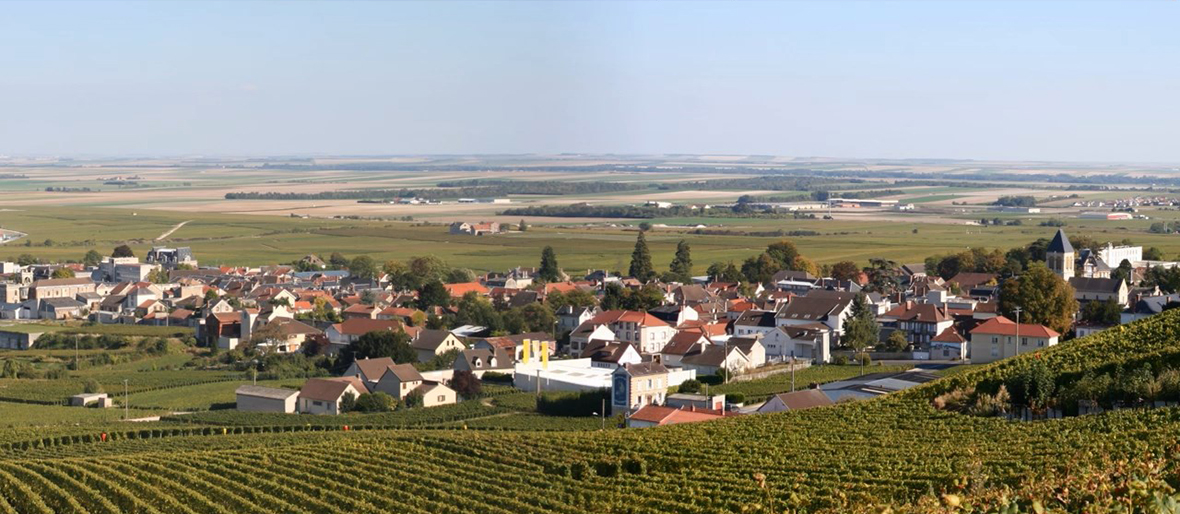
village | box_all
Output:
[2,226,1179,428]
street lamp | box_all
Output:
[591,398,606,430]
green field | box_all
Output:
[4,206,1180,273]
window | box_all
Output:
[1021,337,1028,346]
[312,400,323,407]
[437,395,445,402]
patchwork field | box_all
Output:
[3,205,1180,272]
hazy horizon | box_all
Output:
[2,1,1178,162]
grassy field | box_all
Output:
[127,378,305,412]
[5,205,1180,273]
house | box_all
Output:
[145,246,197,269]
[611,361,671,414]
[449,221,501,236]
[205,311,241,349]
[732,310,778,337]
[665,393,726,411]
[453,348,513,377]
[342,357,399,390]
[557,305,600,333]
[236,385,299,413]
[627,404,728,428]
[681,344,751,376]
[38,297,84,320]
[775,294,855,340]
[69,393,113,408]
[259,318,321,354]
[373,363,425,400]
[573,310,676,355]
[1069,277,1130,308]
[1122,293,1180,324]
[658,331,711,367]
[756,389,834,414]
[411,329,466,363]
[968,316,1060,364]
[929,326,968,360]
[581,340,643,369]
[728,336,767,368]
[878,301,953,347]
[760,324,831,363]
[29,277,96,301]
[297,377,365,415]
[567,323,617,357]
[444,282,490,298]
[325,318,407,352]
[416,382,458,407]
[946,272,997,292]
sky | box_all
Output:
[1,1,1178,162]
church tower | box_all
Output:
[1046,229,1075,280]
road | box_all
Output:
[155,220,192,241]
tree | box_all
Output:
[83,249,103,267]
[622,284,666,311]
[83,379,103,394]
[445,268,476,284]
[998,262,1079,335]
[328,252,350,269]
[600,283,625,311]
[864,258,901,294]
[51,267,74,279]
[16,253,37,266]
[147,268,170,284]
[885,330,908,352]
[830,261,860,282]
[454,292,504,332]
[538,246,561,282]
[342,330,416,368]
[707,261,743,283]
[765,240,800,270]
[339,392,357,413]
[741,254,779,285]
[349,255,378,280]
[842,293,879,353]
[628,232,655,281]
[518,219,529,232]
[402,389,424,409]
[637,222,653,232]
[1080,298,1123,326]
[503,303,556,334]
[547,288,597,309]
[451,370,482,399]
[112,245,134,258]
[668,240,693,282]
[417,280,451,309]
[1112,259,1134,286]
[1144,247,1165,261]
[677,379,701,394]
[353,392,396,413]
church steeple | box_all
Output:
[1046,229,1074,280]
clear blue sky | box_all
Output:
[1,1,1177,161]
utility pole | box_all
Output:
[1013,307,1022,358]
[74,334,79,371]
[123,379,129,420]
[790,351,796,392]
[601,398,606,430]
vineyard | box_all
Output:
[2,310,1180,512]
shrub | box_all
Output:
[353,392,397,413]
[82,379,103,394]
[726,392,745,405]
[677,379,702,394]
[833,355,849,366]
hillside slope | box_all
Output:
[3,311,1180,513]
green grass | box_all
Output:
[127,378,304,412]
[8,205,1180,274]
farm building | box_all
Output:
[236,385,300,413]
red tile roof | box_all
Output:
[628,405,730,425]
[444,282,489,297]
[588,310,669,327]
[970,316,1059,338]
